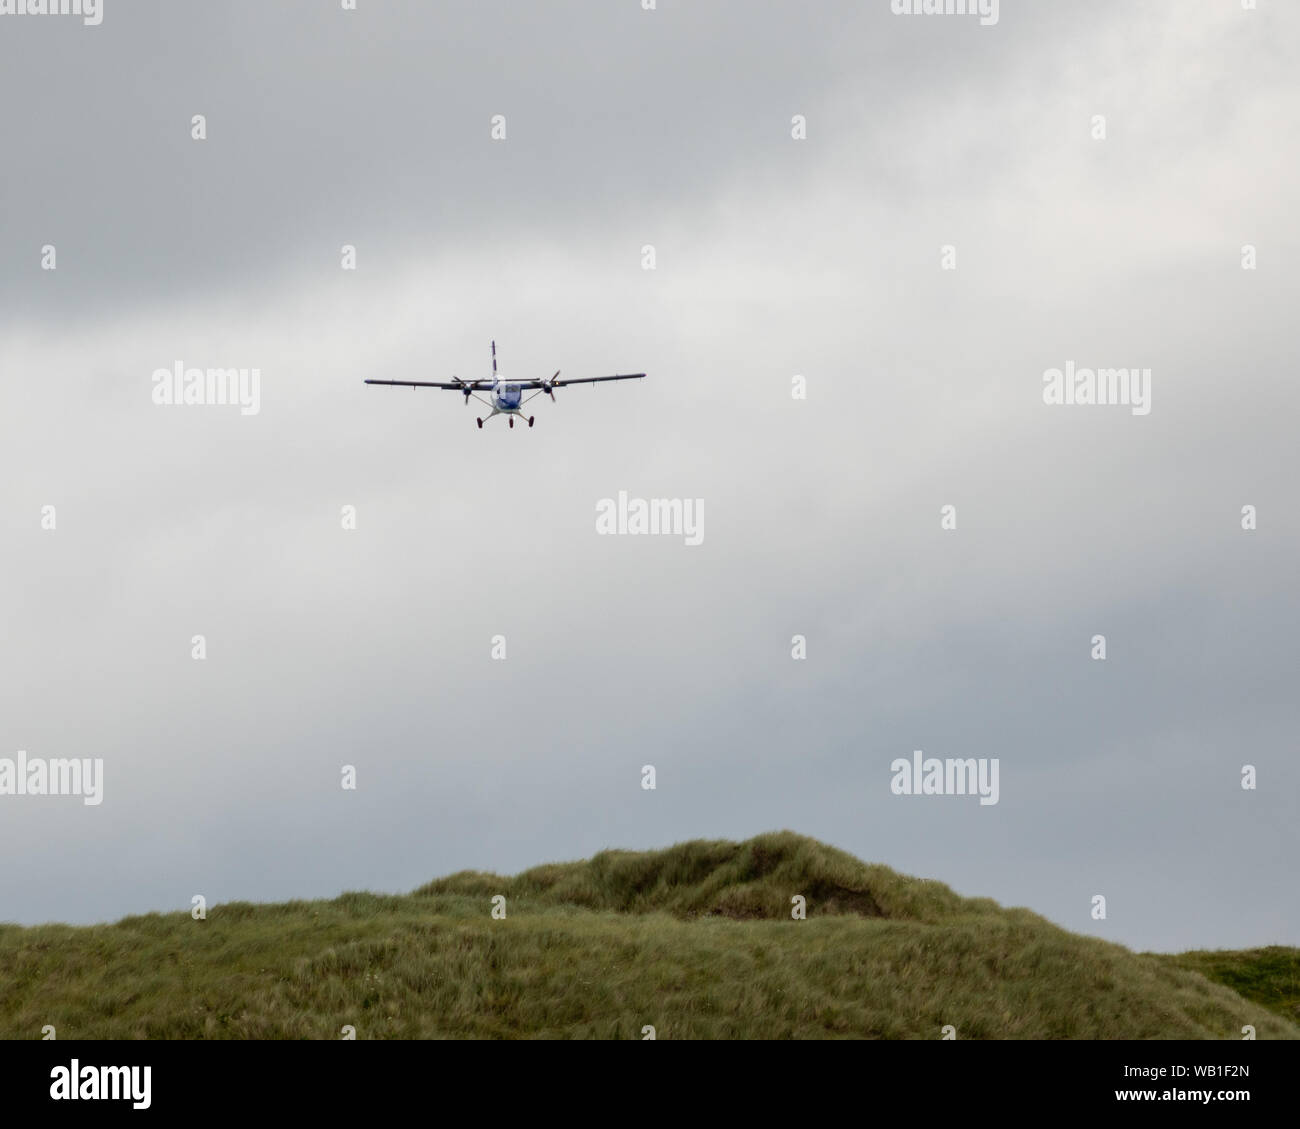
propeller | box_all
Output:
[542,370,560,401]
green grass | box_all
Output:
[1154,947,1300,1026]
[1,831,1295,1039]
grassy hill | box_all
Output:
[1154,946,1300,1027]
[1,831,1295,1039]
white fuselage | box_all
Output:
[491,380,523,412]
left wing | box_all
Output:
[364,380,492,390]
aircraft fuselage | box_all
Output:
[492,381,523,412]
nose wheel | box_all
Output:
[508,417,514,429]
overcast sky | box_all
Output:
[1,0,1296,954]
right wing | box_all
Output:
[550,373,646,387]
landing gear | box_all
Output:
[527,416,535,428]
[476,418,483,429]
[509,417,514,429]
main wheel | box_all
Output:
[476,418,483,429]
[528,417,535,428]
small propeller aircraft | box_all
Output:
[365,341,646,428]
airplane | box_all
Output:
[365,341,646,428]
